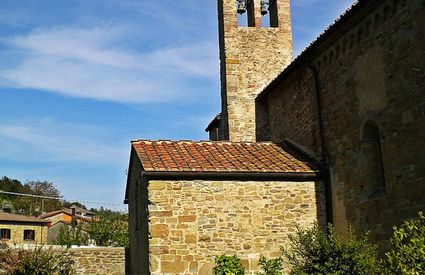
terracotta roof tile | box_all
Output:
[0,211,49,224]
[132,140,318,173]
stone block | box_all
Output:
[178,215,197,222]
[185,234,197,243]
[150,224,169,238]
[161,261,187,273]
[150,181,166,190]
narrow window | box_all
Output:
[361,121,386,198]
[0,228,11,240]
[269,0,279,27]
[24,229,35,241]
[237,0,255,27]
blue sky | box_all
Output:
[0,0,355,211]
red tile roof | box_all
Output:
[132,140,318,173]
[0,211,49,224]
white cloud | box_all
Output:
[0,118,128,164]
[0,25,219,103]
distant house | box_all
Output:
[39,207,93,226]
[40,207,94,244]
[69,205,96,220]
[0,211,50,244]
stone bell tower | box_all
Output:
[206,0,293,142]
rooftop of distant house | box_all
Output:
[0,211,50,224]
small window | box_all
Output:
[268,0,279,27]
[0,228,11,240]
[24,229,35,241]
[361,121,386,198]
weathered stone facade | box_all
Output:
[144,180,325,274]
[68,247,125,275]
[214,0,293,141]
[0,223,48,244]
[257,0,425,249]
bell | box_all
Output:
[237,0,246,14]
[261,1,269,15]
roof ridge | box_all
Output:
[132,139,275,144]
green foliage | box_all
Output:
[0,244,75,275]
[54,223,89,247]
[256,256,284,275]
[213,254,245,275]
[0,177,62,214]
[282,224,380,275]
[88,214,128,247]
[385,211,425,275]
[61,201,87,210]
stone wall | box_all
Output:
[216,0,292,141]
[0,245,125,275]
[0,223,48,244]
[146,180,326,274]
[256,66,321,156]
[258,0,425,249]
[67,247,125,275]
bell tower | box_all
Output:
[206,0,293,142]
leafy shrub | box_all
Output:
[256,256,284,275]
[0,244,75,275]
[55,223,88,247]
[88,215,128,247]
[213,254,245,275]
[385,211,425,275]
[282,224,380,275]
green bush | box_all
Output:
[282,224,380,275]
[88,215,128,247]
[213,254,245,275]
[256,256,284,275]
[0,244,75,275]
[385,211,425,275]
[54,223,88,247]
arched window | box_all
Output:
[361,121,386,198]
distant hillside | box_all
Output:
[0,176,63,215]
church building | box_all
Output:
[125,0,425,274]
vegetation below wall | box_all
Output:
[213,212,425,275]
[55,213,129,247]
[0,244,75,275]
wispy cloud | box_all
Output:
[0,118,128,164]
[0,25,219,103]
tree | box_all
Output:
[88,214,128,247]
[25,181,62,213]
[54,223,89,247]
[283,224,380,275]
[385,211,425,275]
[0,177,64,215]
[62,201,87,210]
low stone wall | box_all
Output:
[1,245,125,275]
[67,246,125,275]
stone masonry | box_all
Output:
[147,180,326,274]
[256,0,425,249]
[216,0,292,141]
[68,247,125,275]
[0,223,48,244]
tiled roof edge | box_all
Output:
[140,170,322,181]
